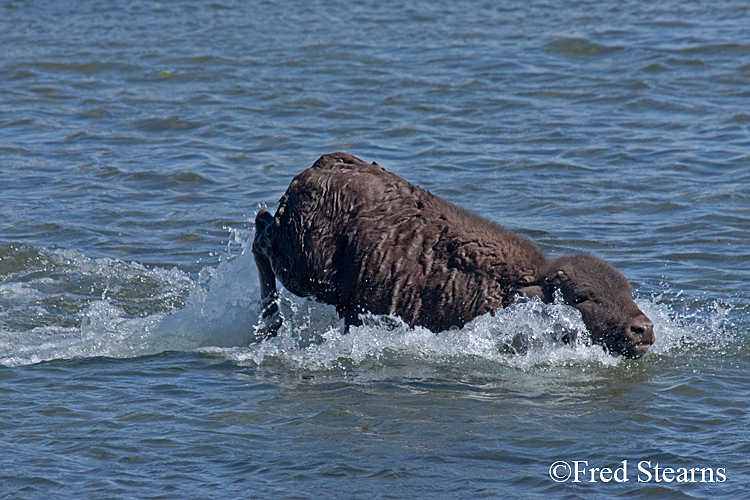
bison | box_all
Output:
[252,153,655,358]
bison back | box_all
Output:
[268,153,546,331]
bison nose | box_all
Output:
[628,317,655,345]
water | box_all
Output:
[2,0,749,497]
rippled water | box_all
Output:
[2,0,749,498]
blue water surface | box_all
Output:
[1,0,749,498]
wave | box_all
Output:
[0,231,744,373]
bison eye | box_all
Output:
[573,295,589,304]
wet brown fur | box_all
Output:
[253,153,655,358]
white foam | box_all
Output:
[0,228,744,369]
[0,246,197,366]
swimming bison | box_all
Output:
[252,153,655,358]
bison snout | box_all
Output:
[623,315,655,357]
[628,317,654,343]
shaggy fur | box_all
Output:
[253,153,655,358]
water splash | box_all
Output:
[206,297,619,375]
[0,243,195,365]
[637,291,743,360]
[0,235,744,370]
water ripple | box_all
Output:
[2,0,750,497]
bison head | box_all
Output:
[535,254,655,358]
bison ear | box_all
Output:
[512,285,544,301]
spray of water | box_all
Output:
[0,229,743,370]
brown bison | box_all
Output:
[252,153,655,358]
